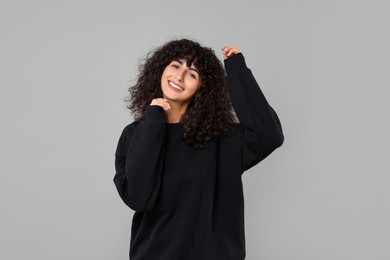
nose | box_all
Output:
[175,71,184,82]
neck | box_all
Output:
[164,101,189,123]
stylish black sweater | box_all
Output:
[114,53,284,260]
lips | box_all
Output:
[168,81,184,91]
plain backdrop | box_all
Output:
[1,0,389,259]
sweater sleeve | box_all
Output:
[224,53,284,171]
[113,106,166,212]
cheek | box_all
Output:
[161,69,168,79]
[188,82,199,92]
[195,80,202,91]
[160,69,170,84]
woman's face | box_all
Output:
[160,59,201,104]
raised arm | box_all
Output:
[114,105,166,211]
[223,47,284,171]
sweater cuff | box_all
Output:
[144,105,166,124]
[224,53,247,74]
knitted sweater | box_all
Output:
[114,53,284,260]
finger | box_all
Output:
[222,47,231,59]
[221,47,227,57]
[227,49,236,57]
[151,98,170,110]
[226,48,240,58]
[222,46,232,53]
[222,46,240,59]
[163,99,171,110]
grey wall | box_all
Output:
[1,0,389,259]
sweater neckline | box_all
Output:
[166,122,182,129]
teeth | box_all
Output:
[169,81,183,90]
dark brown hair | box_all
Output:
[127,39,236,149]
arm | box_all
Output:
[223,48,284,171]
[113,105,166,212]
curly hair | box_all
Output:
[127,39,236,149]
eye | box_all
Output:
[188,72,197,79]
[171,63,180,69]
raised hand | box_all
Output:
[150,98,171,111]
[221,46,241,59]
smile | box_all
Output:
[168,81,184,91]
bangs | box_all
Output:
[171,45,203,69]
[175,53,199,69]
[158,39,216,78]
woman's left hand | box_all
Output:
[221,46,241,59]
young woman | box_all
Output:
[114,39,284,260]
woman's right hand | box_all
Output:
[150,98,171,111]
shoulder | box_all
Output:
[122,121,139,135]
[218,123,245,143]
[120,121,140,142]
[115,121,139,156]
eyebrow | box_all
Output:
[175,59,200,74]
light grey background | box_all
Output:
[1,0,389,259]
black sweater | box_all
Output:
[114,53,284,260]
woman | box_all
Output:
[114,39,284,260]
